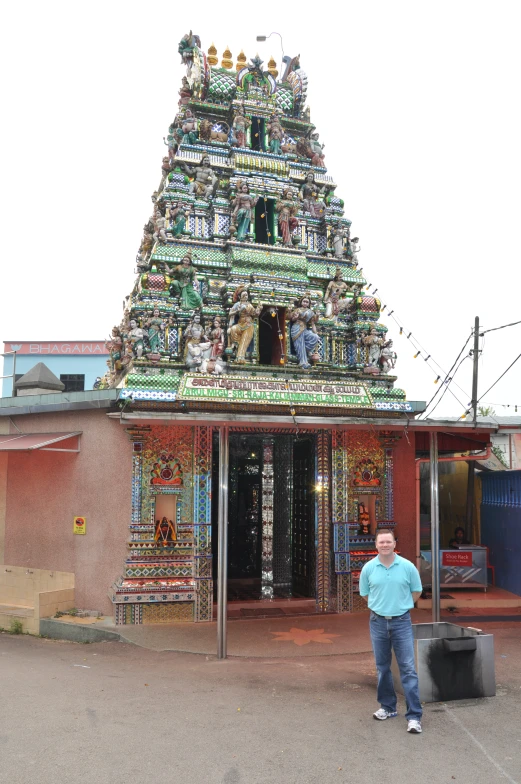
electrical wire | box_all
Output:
[475,353,521,406]
[420,330,473,418]
[480,319,521,335]
[423,355,471,419]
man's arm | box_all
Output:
[412,591,422,604]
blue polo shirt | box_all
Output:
[359,554,422,616]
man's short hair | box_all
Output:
[375,528,396,542]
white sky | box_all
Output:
[1,1,520,417]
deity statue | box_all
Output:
[324,267,350,318]
[163,121,182,165]
[178,30,201,72]
[178,76,192,105]
[231,106,251,148]
[180,109,198,145]
[230,181,258,241]
[331,222,348,259]
[379,340,397,374]
[166,200,190,237]
[347,236,361,266]
[308,132,325,167]
[201,354,226,375]
[299,172,325,218]
[139,218,155,258]
[288,294,321,370]
[154,516,177,545]
[227,286,261,363]
[105,326,123,372]
[186,340,212,372]
[276,188,299,246]
[182,155,218,200]
[267,113,283,154]
[358,503,371,535]
[183,312,208,360]
[164,252,203,310]
[206,316,225,360]
[128,319,145,359]
[363,328,384,367]
[153,208,168,244]
[145,307,165,354]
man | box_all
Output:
[359,529,423,734]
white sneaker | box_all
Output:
[407,720,422,733]
[373,708,398,720]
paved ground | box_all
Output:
[1,617,520,784]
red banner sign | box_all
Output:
[442,551,473,567]
[4,341,108,355]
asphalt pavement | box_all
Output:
[0,622,520,784]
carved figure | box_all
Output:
[308,132,325,167]
[201,354,226,375]
[178,76,192,105]
[231,181,258,241]
[324,267,350,318]
[128,319,144,359]
[267,113,283,154]
[347,236,361,266]
[154,516,177,545]
[227,286,261,363]
[165,252,203,310]
[167,201,190,236]
[379,340,397,374]
[183,312,208,360]
[145,307,165,353]
[331,222,348,259]
[300,172,325,218]
[153,208,168,244]
[106,326,123,372]
[182,155,218,200]
[363,328,383,367]
[186,340,212,371]
[289,294,321,369]
[180,109,198,144]
[358,503,371,535]
[178,30,201,72]
[276,188,299,246]
[163,121,181,165]
[231,106,251,148]
[207,316,225,359]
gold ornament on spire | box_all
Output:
[222,46,233,69]
[267,56,278,78]
[207,43,218,67]
[236,50,247,71]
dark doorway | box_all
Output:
[258,307,286,366]
[212,432,317,604]
[251,117,266,151]
[254,197,275,245]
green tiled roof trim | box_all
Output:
[369,387,406,399]
[125,374,182,390]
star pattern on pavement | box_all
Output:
[270,627,341,646]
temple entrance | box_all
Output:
[212,433,317,607]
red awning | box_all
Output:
[0,432,81,452]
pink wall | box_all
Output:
[4,410,131,614]
[393,434,417,562]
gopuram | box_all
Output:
[105,33,422,625]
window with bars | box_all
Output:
[60,374,85,392]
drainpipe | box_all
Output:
[415,444,491,570]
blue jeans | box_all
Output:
[369,611,422,721]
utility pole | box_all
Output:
[465,316,480,540]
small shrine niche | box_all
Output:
[259,306,286,366]
[251,117,266,151]
[354,495,376,535]
[254,198,275,244]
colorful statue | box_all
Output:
[276,188,299,246]
[163,121,181,165]
[145,307,165,354]
[267,113,283,154]
[167,201,190,237]
[180,109,198,144]
[324,267,350,318]
[178,30,201,72]
[128,319,144,359]
[231,181,258,241]
[153,208,168,244]
[379,340,397,374]
[207,316,225,359]
[227,286,261,363]
[309,132,325,167]
[183,312,208,359]
[186,340,212,371]
[347,236,361,266]
[358,503,371,535]
[105,326,123,372]
[165,252,203,310]
[288,294,321,370]
[154,516,177,545]
[363,328,384,367]
[331,222,348,259]
[231,106,251,148]
[182,155,218,200]
[300,172,325,218]
[178,76,192,105]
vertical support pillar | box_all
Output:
[316,430,332,612]
[217,425,229,659]
[429,430,440,623]
[261,438,275,598]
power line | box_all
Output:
[476,353,521,406]
[420,331,473,418]
[480,319,521,335]
[423,355,470,419]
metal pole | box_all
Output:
[12,352,17,397]
[429,430,440,623]
[217,425,229,659]
[465,317,480,538]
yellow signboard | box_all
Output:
[73,516,86,535]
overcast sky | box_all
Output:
[1,1,519,417]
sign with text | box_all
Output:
[73,516,86,535]
[178,375,373,408]
[442,550,473,567]
[4,342,108,355]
